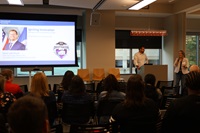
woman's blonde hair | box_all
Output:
[30,72,49,97]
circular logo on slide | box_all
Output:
[53,41,69,59]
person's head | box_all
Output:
[0,75,5,93]
[139,46,145,54]
[30,72,49,97]
[185,71,200,95]
[7,96,49,133]
[103,74,120,93]
[69,75,86,95]
[189,65,199,72]
[144,73,156,86]
[178,50,185,58]
[1,69,14,81]
[61,70,75,90]
[125,74,145,107]
[8,29,19,41]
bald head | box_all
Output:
[190,65,199,72]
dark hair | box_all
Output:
[103,74,120,99]
[69,75,86,95]
[7,96,48,133]
[185,71,200,91]
[124,74,145,107]
[61,70,75,90]
[179,50,185,57]
[139,45,145,50]
[144,73,156,86]
[0,75,5,93]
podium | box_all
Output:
[138,65,168,83]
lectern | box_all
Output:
[138,65,168,84]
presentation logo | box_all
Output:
[53,41,69,59]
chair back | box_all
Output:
[108,68,121,80]
[49,84,52,90]
[42,95,58,127]
[62,101,95,124]
[156,80,174,89]
[159,95,177,109]
[97,99,123,123]
[69,123,112,133]
[84,81,96,101]
[53,84,64,103]
[161,86,175,96]
[77,69,90,82]
[53,84,60,94]
[19,84,28,93]
[159,86,179,109]
[92,68,105,81]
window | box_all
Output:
[115,49,130,74]
[115,48,161,74]
[186,35,199,66]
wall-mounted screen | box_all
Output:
[0,13,78,67]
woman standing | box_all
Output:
[174,50,189,96]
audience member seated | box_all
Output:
[28,72,57,128]
[111,74,160,133]
[0,75,16,122]
[61,75,95,131]
[161,71,200,133]
[7,96,49,133]
[97,74,125,124]
[56,70,74,102]
[144,73,162,107]
[1,69,24,99]
[60,70,75,91]
[189,64,199,72]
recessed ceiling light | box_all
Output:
[7,0,24,5]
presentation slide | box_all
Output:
[0,19,76,66]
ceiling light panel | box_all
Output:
[129,0,156,10]
[49,0,99,9]
[99,0,139,10]
[22,0,42,5]
[7,0,24,5]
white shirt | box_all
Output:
[174,57,189,74]
[134,52,148,68]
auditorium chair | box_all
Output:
[92,68,105,81]
[77,69,90,82]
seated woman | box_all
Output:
[111,74,160,133]
[56,70,74,102]
[1,69,24,99]
[61,75,94,125]
[28,72,57,128]
[144,73,162,107]
[60,70,75,91]
[97,74,125,124]
[0,75,16,123]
